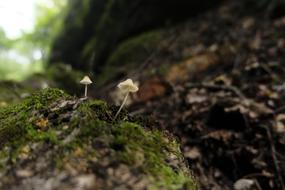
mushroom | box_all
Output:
[114,79,139,120]
[80,76,93,97]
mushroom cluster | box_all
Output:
[79,76,139,120]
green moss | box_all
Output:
[68,103,197,189]
[107,30,162,67]
[0,88,197,189]
[96,0,116,32]
[0,88,68,146]
[26,125,59,144]
[111,122,195,189]
[97,31,163,86]
[69,0,91,28]
[81,37,97,64]
[46,64,85,94]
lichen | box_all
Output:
[0,88,197,189]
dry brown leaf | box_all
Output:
[35,118,49,129]
[136,77,167,102]
[273,121,285,134]
[165,53,219,83]
[213,74,232,85]
[202,130,234,142]
[184,147,201,160]
[74,147,84,157]
[186,93,207,104]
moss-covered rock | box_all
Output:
[0,88,197,190]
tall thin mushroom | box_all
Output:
[80,76,93,97]
[114,79,138,120]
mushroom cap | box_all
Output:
[80,76,93,85]
[117,79,139,93]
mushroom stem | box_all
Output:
[114,92,129,120]
[84,85,88,97]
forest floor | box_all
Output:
[115,1,285,190]
[1,1,285,190]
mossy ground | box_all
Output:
[0,88,197,190]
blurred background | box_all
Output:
[1,0,285,189]
[0,0,284,87]
[0,0,284,94]
[0,0,66,80]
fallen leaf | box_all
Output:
[202,130,234,142]
[184,147,201,160]
[186,91,207,104]
[165,53,219,83]
[136,77,167,102]
[16,169,33,178]
[233,178,255,190]
[274,121,285,134]
[35,118,49,129]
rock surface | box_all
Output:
[0,88,197,190]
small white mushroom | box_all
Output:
[80,76,93,97]
[114,79,138,120]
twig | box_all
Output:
[185,82,247,100]
[260,63,280,81]
[129,108,146,116]
[98,32,180,97]
[254,179,262,190]
[186,82,274,115]
[62,128,80,145]
[265,124,285,189]
[274,104,285,114]
[242,172,273,179]
[128,33,179,79]
[127,51,156,79]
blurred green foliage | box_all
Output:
[0,29,12,50]
[26,0,67,61]
[0,0,67,81]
